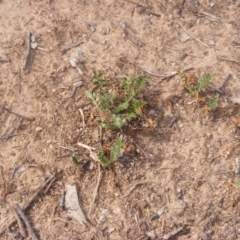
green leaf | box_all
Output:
[133,76,147,93]
[126,112,137,121]
[123,76,133,94]
[72,156,78,166]
[113,101,129,114]
[110,139,124,161]
[132,99,147,115]
[208,96,218,110]
[111,114,127,128]
[97,152,112,167]
[197,73,212,92]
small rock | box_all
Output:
[157,206,166,216]
[147,230,156,239]
[49,13,54,18]
[10,151,16,156]
[35,127,43,132]
[180,32,190,43]
[208,39,215,45]
[142,200,149,208]
[17,166,26,173]
[92,36,106,45]
[31,42,38,49]
[46,139,52,144]
[136,5,145,14]
[99,214,107,223]
[209,2,215,7]
[26,155,35,163]
[108,227,115,233]
[149,110,155,115]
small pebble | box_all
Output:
[142,200,149,208]
[31,42,38,49]
[99,214,107,223]
[136,5,145,14]
[147,230,156,239]
[35,126,43,132]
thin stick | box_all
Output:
[4,107,35,121]
[0,175,55,235]
[0,58,10,62]
[88,163,102,215]
[219,73,231,90]
[0,101,6,116]
[218,56,239,63]
[43,177,56,194]
[161,227,187,240]
[178,22,208,47]
[123,181,151,197]
[61,40,83,55]
[22,32,31,70]
[12,207,27,238]
[14,204,39,240]
[168,115,178,128]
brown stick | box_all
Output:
[22,32,31,70]
[43,177,56,194]
[161,227,188,240]
[4,107,35,121]
[12,207,27,238]
[14,204,39,240]
[0,101,6,116]
[219,73,231,91]
[0,175,55,236]
[88,163,101,215]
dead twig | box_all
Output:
[168,115,178,128]
[0,175,55,235]
[219,73,231,91]
[57,152,85,159]
[12,207,27,238]
[61,40,83,55]
[4,107,35,121]
[123,181,151,198]
[88,163,102,215]
[22,32,31,70]
[139,66,193,80]
[178,22,208,47]
[161,227,188,240]
[197,11,220,22]
[14,204,39,240]
[0,58,10,62]
[43,177,56,194]
[217,56,239,63]
[0,101,7,116]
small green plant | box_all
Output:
[97,138,125,167]
[208,96,218,110]
[71,155,78,166]
[186,73,212,99]
[87,72,147,130]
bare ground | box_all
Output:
[1,0,240,239]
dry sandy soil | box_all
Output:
[1,0,240,239]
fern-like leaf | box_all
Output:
[197,74,212,92]
[110,139,124,161]
[97,152,112,167]
[113,101,129,114]
[134,76,147,93]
